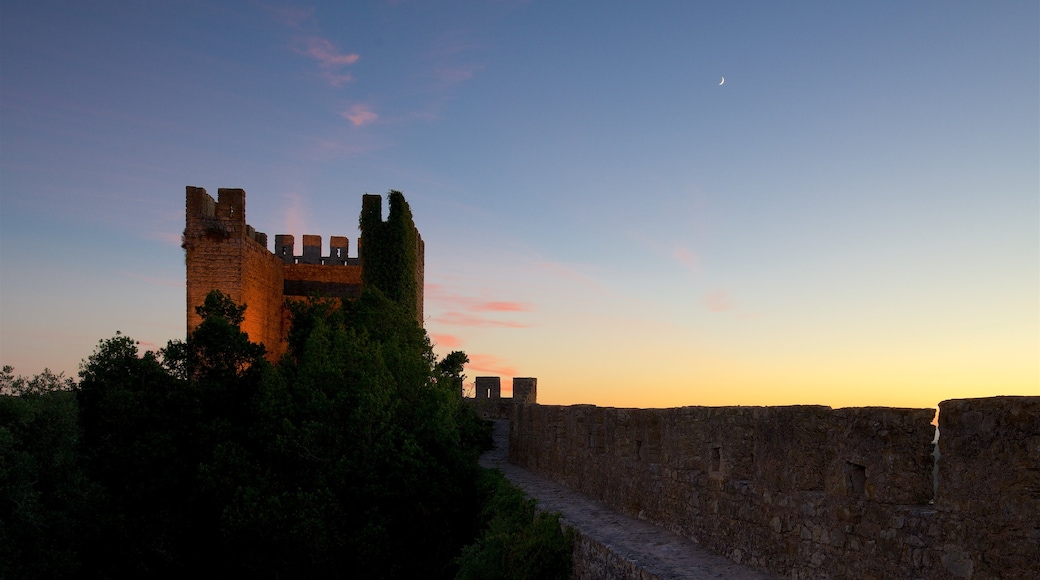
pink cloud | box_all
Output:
[324,72,355,87]
[471,301,529,312]
[703,289,734,313]
[340,104,378,126]
[430,333,462,348]
[674,245,700,272]
[283,192,309,238]
[431,312,530,328]
[289,36,360,86]
[149,231,183,247]
[466,353,517,377]
[533,260,602,290]
[294,37,360,68]
[425,285,533,313]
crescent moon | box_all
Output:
[719,77,725,86]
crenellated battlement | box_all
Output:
[469,377,538,418]
[273,234,358,266]
[185,186,269,248]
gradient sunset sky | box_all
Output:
[2,1,1037,409]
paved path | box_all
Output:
[479,419,776,580]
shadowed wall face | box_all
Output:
[509,397,1039,579]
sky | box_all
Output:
[1,1,1037,410]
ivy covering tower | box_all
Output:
[359,190,425,324]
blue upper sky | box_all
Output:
[2,1,1036,408]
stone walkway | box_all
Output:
[479,419,776,580]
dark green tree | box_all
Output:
[260,289,488,578]
[75,333,194,576]
[0,367,90,579]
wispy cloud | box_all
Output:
[531,260,603,291]
[471,301,529,312]
[466,353,517,377]
[294,37,360,67]
[138,340,161,351]
[149,231,183,247]
[290,36,359,86]
[431,312,530,328]
[340,104,378,126]
[426,284,533,313]
[425,32,485,90]
[703,289,734,313]
[283,192,309,237]
[266,5,314,28]
[673,245,700,273]
[430,333,462,349]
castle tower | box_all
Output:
[184,187,285,355]
[185,186,424,359]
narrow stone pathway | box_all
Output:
[479,419,776,580]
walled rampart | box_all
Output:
[509,396,1039,579]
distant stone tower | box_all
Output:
[469,376,538,418]
[512,378,537,404]
[183,186,423,359]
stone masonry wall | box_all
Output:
[934,397,1040,578]
[509,397,1039,579]
[185,187,286,354]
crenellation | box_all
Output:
[468,377,537,418]
[329,236,349,264]
[216,188,245,229]
[301,235,322,264]
[274,234,294,263]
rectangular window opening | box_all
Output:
[711,446,721,472]
[846,462,866,495]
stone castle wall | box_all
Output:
[184,186,421,359]
[509,396,1039,579]
[184,187,288,356]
